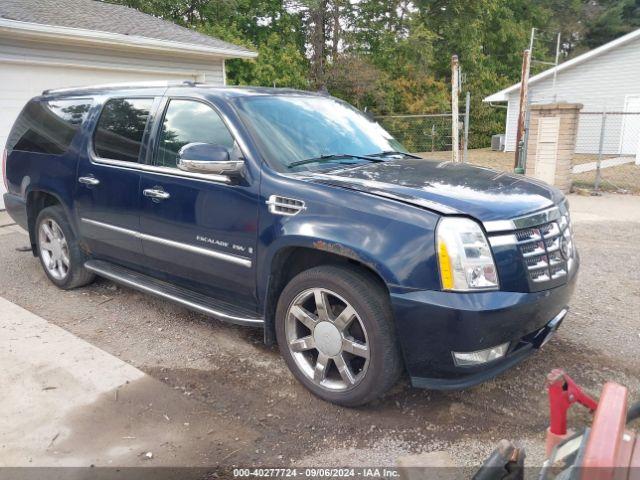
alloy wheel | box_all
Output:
[285,287,370,391]
[38,218,70,280]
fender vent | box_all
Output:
[266,195,305,216]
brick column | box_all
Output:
[525,103,582,193]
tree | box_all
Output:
[108,0,640,149]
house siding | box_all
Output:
[504,35,640,153]
[0,36,226,208]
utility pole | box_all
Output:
[529,27,535,51]
[451,55,459,162]
[514,49,531,172]
[552,32,561,101]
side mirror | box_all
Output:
[177,142,244,177]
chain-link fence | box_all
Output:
[375,113,468,159]
[574,111,640,192]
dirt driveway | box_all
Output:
[0,193,639,469]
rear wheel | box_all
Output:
[276,265,402,406]
[36,205,95,289]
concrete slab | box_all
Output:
[0,296,257,467]
[0,210,15,227]
[572,156,636,174]
[567,192,640,223]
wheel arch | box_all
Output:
[25,189,73,256]
[262,243,391,345]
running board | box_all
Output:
[84,259,264,327]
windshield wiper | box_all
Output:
[287,153,385,169]
[365,150,421,159]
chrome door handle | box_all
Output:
[143,188,170,200]
[78,176,100,186]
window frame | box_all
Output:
[149,96,238,171]
[91,96,156,165]
[89,95,241,185]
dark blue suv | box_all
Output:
[2,82,578,406]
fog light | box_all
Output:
[452,342,509,366]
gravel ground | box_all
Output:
[0,193,638,469]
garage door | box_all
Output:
[0,63,197,208]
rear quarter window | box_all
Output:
[6,98,93,155]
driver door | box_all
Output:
[138,97,259,309]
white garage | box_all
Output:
[0,0,256,208]
[484,28,640,156]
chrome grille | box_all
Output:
[515,212,575,285]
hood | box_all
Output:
[296,159,564,222]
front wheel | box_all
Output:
[275,265,402,406]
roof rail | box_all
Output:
[42,80,196,95]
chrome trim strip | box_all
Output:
[488,234,517,247]
[81,218,252,268]
[483,219,515,233]
[514,206,561,230]
[483,200,568,233]
[84,262,263,326]
[89,156,232,184]
[82,218,138,237]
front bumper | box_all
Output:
[390,265,578,390]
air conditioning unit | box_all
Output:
[491,134,505,151]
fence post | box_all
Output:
[451,55,459,162]
[431,124,436,152]
[594,111,607,192]
[463,91,470,163]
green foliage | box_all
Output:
[108,0,639,149]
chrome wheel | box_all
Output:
[38,218,70,280]
[285,288,370,391]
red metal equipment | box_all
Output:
[581,382,631,480]
[476,368,639,480]
[546,368,599,455]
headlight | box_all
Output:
[436,217,499,291]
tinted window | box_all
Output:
[155,99,235,168]
[7,99,92,154]
[94,98,153,163]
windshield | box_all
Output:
[234,95,408,171]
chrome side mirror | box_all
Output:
[177,142,244,177]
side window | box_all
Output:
[7,98,92,154]
[94,98,153,163]
[155,99,235,168]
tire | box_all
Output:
[35,205,95,290]
[275,265,402,406]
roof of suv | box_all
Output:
[41,82,323,100]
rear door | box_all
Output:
[75,95,159,267]
[137,96,260,309]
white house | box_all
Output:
[0,0,256,208]
[484,29,640,157]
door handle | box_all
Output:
[143,188,170,201]
[78,176,100,186]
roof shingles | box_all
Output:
[0,0,254,56]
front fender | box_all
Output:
[257,183,442,301]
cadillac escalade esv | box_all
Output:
[2,82,578,406]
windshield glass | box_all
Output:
[234,95,407,171]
